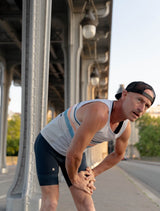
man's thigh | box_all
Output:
[41,185,59,199]
[60,152,88,187]
[34,134,60,186]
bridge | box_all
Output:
[0,0,113,210]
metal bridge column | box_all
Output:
[63,11,83,108]
[0,63,12,173]
[6,0,52,210]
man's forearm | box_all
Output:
[92,151,124,177]
[65,153,82,183]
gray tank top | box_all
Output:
[41,99,129,156]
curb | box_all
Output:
[118,166,160,207]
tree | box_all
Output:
[7,113,21,156]
[135,113,160,157]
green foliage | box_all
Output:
[7,114,21,156]
[135,113,160,157]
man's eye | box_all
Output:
[145,104,150,109]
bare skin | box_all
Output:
[40,185,59,211]
[40,89,154,211]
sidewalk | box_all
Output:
[0,165,160,211]
[57,165,160,211]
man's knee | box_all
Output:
[40,185,59,211]
[70,188,95,211]
[41,198,58,211]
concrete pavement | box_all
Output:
[0,164,160,211]
[57,164,160,211]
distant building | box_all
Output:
[8,110,21,120]
[147,104,160,118]
[8,110,15,120]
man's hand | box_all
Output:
[85,167,95,181]
[72,169,96,195]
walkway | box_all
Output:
[0,164,159,211]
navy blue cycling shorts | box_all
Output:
[34,133,87,187]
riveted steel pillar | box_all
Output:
[63,11,83,108]
[6,0,52,210]
[0,63,12,173]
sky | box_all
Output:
[108,0,160,105]
[8,0,160,113]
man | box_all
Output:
[34,81,155,211]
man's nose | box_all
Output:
[138,103,145,112]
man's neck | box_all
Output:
[110,100,127,124]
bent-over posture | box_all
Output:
[34,81,156,211]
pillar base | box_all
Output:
[6,194,41,211]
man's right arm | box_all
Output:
[65,102,109,193]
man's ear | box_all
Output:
[121,89,128,98]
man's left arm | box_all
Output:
[91,122,131,177]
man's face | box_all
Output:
[121,89,154,121]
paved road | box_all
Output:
[118,160,160,198]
